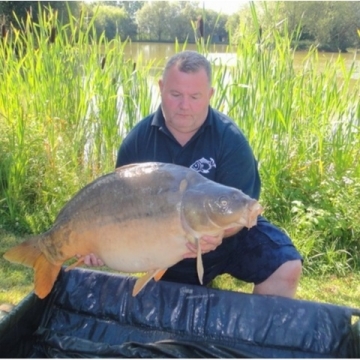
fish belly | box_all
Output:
[72,216,189,273]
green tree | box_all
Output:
[275,1,360,51]
[136,1,174,41]
[136,1,228,43]
[0,1,80,26]
[118,1,144,19]
[90,4,136,40]
[299,1,360,52]
[202,9,229,43]
[169,2,198,42]
[233,1,360,52]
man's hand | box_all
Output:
[183,226,241,259]
[183,234,222,258]
[76,253,104,267]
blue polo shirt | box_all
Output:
[116,105,261,200]
[115,106,302,285]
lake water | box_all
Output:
[122,42,360,79]
[84,42,359,156]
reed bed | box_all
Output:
[0,5,359,277]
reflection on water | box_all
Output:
[294,50,360,80]
[123,42,231,65]
[123,42,360,79]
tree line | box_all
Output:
[1,1,360,51]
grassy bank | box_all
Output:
[1,229,360,309]
[0,6,359,301]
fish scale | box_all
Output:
[4,162,263,298]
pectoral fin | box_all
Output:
[153,269,167,281]
[132,268,166,296]
[195,237,204,285]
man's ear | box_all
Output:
[209,86,215,99]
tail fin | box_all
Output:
[3,236,42,267]
[3,236,61,299]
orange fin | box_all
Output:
[153,269,167,281]
[65,257,85,272]
[3,236,41,268]
[132,269,166,297]
[33,253,62,299]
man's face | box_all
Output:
[159,65,214,136]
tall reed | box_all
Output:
[209,6,360,274]
[0,4,160,232]
[0,4,359,275]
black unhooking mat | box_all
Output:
[1,267,360,358]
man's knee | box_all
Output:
[253,260,302,298]
[280,259,303,287]
[281,258,302,276]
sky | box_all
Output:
[140,1,250,15]
[87,1,250,16]
[199,0,249,15]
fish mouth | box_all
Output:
[234,202,263,229]
[204,197,263,230]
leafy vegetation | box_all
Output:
[234,1,360,51]
[1,2,360,50]
[0,4,359,306]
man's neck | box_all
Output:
[166,126,199,147]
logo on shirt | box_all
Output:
[190,157,216,174]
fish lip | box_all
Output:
[209,200,263,229]
[233,202,263,228]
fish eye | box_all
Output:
[218,196,229,210]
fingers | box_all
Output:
[183,251,197,259]
[223,226,241,238]
[183,235,223,259]
[201,234,222,248]
[76,253,104,267]
[183,243,198,258]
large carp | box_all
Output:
[4,162,263,298]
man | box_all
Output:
[86,50,302,298]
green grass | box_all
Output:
[1,229,360,310]
[0,230,33,305]
[212,274,360,310]
[0,5,360,309]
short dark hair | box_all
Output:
[163,50,212,85]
